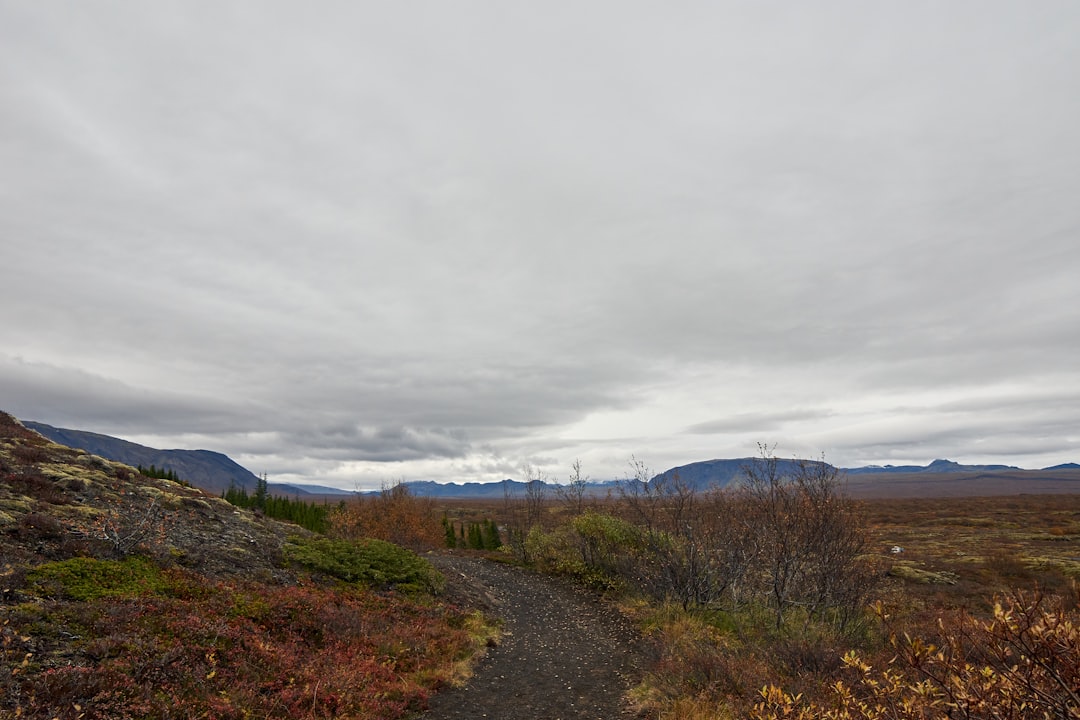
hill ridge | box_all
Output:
[22,421,349,497]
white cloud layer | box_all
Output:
[2,2,1079,489]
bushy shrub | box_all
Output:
[572,511,640,574]
[3,469,70,505]
[331,482,443,550]
[15,512,64,540]
[10,443,48,464]
[283,535,444,594]
[524,524,584,575]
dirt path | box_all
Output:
[422,555,649,720]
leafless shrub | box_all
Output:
[523,464,547,529]
[555,459,589,515]
[608,448,874,628]
[617,459,746,610]
[100,497,164,557]
[739,447,875,629]
[502,465,551,563]
[15,512,63,540]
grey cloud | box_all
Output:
[294,425,470,463]
[0,355,254,435]
[806,390,1080,469]
[686,409,835,435]
[3,3,1080,486]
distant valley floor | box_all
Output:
[842,468,1080,499]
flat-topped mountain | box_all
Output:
[649,457,826,491]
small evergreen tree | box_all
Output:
[253,474,268,509]
[483,519,502,550]
[221,481,328,533]
[467,522,484,550]
[442,515,458,549]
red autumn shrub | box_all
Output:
[4,568,476,720]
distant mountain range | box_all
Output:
[843,458,1022,474]
[19,417,1080,500]
[23,421,350,497]
[385,457,1080,498]
[647,457,1080,498]
[390,478,628,499]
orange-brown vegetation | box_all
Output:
[435,484,1080,719]
[662,493,1080,719]
[3,571,477,719]
[753,590,1080,719]
[329,481,446,550]
[0,413,491,720]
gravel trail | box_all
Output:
[422,555,648,720]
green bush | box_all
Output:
[520,524,626,593]
[27,556,167,601]
[571,511,641,572]
[283,535,444,594]
[524,525,584,575]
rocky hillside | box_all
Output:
[24,420,273,496]
[0,411,483,720]
[1,412,301,580]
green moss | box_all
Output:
[0,497,34,513]
[138,486,185,509]
[229,590,272,621]
[283,535,444,594]
[27,556,167,601]
[66,504,105,518]
[41,466,96,484]
[180,496,212,511]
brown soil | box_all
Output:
[424,554,649,720]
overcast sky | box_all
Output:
[2,2,1079,490]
